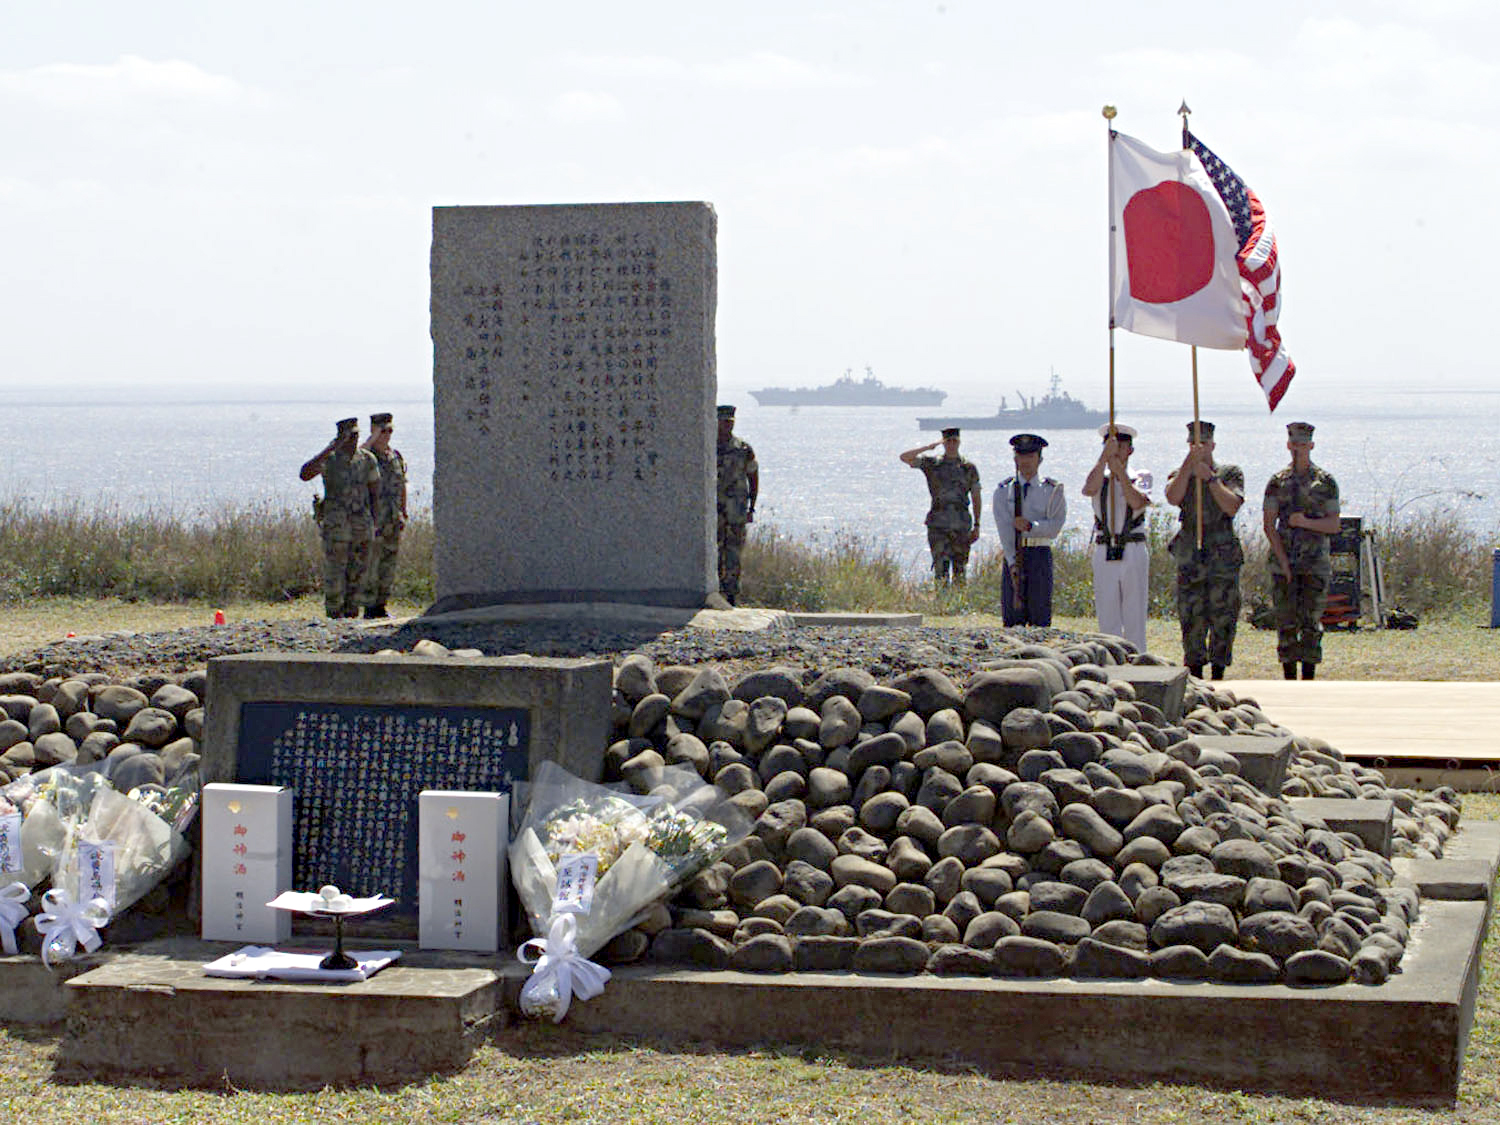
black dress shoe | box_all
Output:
[1282,662,1297,680]
[1301,662,1316,680]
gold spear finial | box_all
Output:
[1102,105,1117,120]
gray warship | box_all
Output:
[751,367,947,407]
[917,371,1108,430]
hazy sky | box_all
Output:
[3,1,1494,412]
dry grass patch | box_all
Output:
[0,597,429,661]
[924,612,1500,682]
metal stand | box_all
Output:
[318,914,358,972]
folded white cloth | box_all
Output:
[203,945,401,982]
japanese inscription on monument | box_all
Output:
[431,202,718,611]
[236,702,530,912]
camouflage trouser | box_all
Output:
[927,527,973,585]
[1272,568,1329,664]
[322,531,372,617]
[1175,561,1243,668]
[362,531,401,608]
[718,516,748,604]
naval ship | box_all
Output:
[750,367,947,407]
[917,371,1108,431]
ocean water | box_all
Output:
[2,388,1495,577]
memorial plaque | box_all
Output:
[204,653,613,929]
[235,703,529,911]
[430,201,718,612]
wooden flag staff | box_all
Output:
[1102,104,1118,437]
[1180,99,1205,553]
[1102,104,1119,545]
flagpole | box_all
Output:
[1103,105,1117,433]
[1180,100,1204,552]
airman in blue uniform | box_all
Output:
[993,433,1066,626]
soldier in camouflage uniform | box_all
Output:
[360,411,407,619]
[1263,421,1341,680]
[1164,420,1244,681]
[299,417,379,618]
[900,427,982,585]
[715,405,758,605]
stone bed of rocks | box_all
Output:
[0,669,203,792]
[0,618,1463,986]
[594,641,1459,988]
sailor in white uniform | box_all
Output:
[992,433,1067,627]
[1081,423,1152,652]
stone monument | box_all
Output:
[430,201,718,612]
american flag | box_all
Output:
[1186,130,1295,410]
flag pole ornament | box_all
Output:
[0,881,30,956]
[31,888,110,969]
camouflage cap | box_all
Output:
[370,412,393,426]
[941,427,961,439]
[717,405,736,418]
[1186,420,1216,440]
[1009,433,1047,454]
[1287,421,1315,442]
[1097,423,1137,441]
[336,417,358,434]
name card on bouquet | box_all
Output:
[202,783,293,943]
[419,790,509,952]
[73,842,116,911]
[0,813,20,876]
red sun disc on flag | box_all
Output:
[1123,181,1215,304]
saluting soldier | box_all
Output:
[360,411,408,620]
[715,405,758,605]
[1164,420,1244,680]
[299,417,379,619]
[1263,421,1341,680]
[900,427,982,585]
[992,433,1066,626]
[1082,423,1152,653]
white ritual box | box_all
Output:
[201,783,293,943]
[419,790,509,951]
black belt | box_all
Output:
[1095,534,1145,545]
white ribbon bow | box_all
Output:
[32,888,110,969]
[517,912,612,1023]
[0,882,29,956]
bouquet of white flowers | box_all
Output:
[509,760,748,1021]
[2,761,198,934]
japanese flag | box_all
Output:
[1110,131,1247,350]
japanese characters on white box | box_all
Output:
[419,790,508,952]
[201,783,293,943]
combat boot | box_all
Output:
[1211,665,1226,681]
[364,604,389,619]
[1301,662,1316,680]
[1282,663,1297,680]
[1186,664,1204,680]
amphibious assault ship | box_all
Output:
[750,367,947,407]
